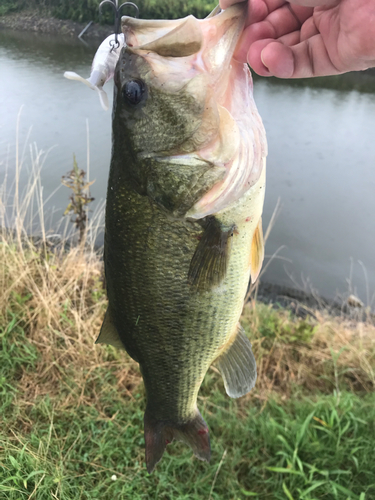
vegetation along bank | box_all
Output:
[0,162,374,498]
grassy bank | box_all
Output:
[1,235,375,499]
[1,152,375,499]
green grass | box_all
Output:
[1,268,375,499]
[0,148,374,499]
[1,381,375,498]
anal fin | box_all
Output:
[214,324,257,398]
[188,216,235,291]
[95,307,124,349]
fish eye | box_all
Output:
[122,79,146,106]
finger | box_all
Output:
[233,3,310,63]
[234,24,267,63]
[235,16,288,60]
[220,0,288,26]
[238,4,313,47]
[278,30,301,46]
[258,4,312,37]
[245,0,288,24]
[245,35,303,75]
[247,38,275,75]
[260,37,341,78]
[299,15,319,41]
[286,0,338,6]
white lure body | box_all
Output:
[64,33,125,110]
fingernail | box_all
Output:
[261,44,294,78]
[260,51,268,69]
[260,50,271,75]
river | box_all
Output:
[1,28,375,307]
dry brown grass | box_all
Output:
[3,224,374,423]
[1,140,374,426]
[240,300,375,408]
[0,232,141,420]
[2,230,375,414]
[0,135,141,425]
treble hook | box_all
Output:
[99,0,139,50]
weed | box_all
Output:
[61,154,94,245]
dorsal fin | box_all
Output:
[250,218,264,284]
[139,16,203,57]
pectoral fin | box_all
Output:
[250,218,264,284]
[188,217,235,291]
[95,308,124,349]
[214,324,257,398]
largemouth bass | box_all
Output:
[95,3,267,473]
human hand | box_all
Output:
[219,0,375,78]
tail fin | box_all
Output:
[144,409,211,473]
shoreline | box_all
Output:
[255,281,373,322]
[0,11,113,39]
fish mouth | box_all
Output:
[120,5,266,219]
[121,4,247,78]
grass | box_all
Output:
[1,143,375,499]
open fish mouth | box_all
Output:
[121,5,245,103]
[121,5,244,76]
[120,4,267,219]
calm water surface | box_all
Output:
[1,29,375,305]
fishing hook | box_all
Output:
[99,0,139,51]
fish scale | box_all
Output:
[104,167,263,419]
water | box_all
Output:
[1,28,375,305]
